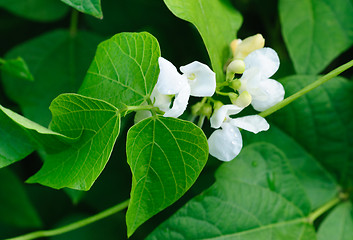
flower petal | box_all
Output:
[250,78,285,112]
[180,61,216,97]
[230,115,269,134]
[164,85,191,118]
[244,47,279,78]
[157,57,187,95]
[151,87,171,113]
[208,122,243,162]
[210,104,244,129]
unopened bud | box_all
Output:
[230,79,241,91]
[227,59,245,74]
[213,101,223,111]
[230,39,242,56]
[234,91,252,108]
[228,92,238,105]
[233,34,265,59]
[201,103,213,118]
[191,102,203,115]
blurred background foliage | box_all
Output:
[0,0,352,239]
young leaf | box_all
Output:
[317,202,353,240]
[27,94,121,191]
[162,0,242,83]
[279,0,353,74]
[243,125,338,210]
[0,168,42,228]
[271,76,353,185]
[79,32,160,110]
[147,143,317,239]
[0,57,33,81]
[1,30,103,126]
[0,0,68,22]
[126,116,209,236]
[60,0,103,18]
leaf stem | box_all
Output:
[69,10,79,37]
[6,199,130,240]
[259,59,353,118]
[307,197,341,223]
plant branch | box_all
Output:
[259,59,353,118]
[307,197,341,223]
[6,199,130,240]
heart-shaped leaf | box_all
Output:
[27,94,120,190]
[147,142,327,239]
[162,0,242,83]
[79,32,160,110]
[126,116,209,236]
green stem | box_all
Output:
[307,197,340,223]
[197,115,206,128]
[259,59,353,118]
[125,105,155,112]
[6,200,129,240]
[69,10,79,37]
[216,90,230,96]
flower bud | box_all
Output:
[213,101,223,111]
[230,39,242,56]
[230,79,241,91]
[191,102,203,115]
[201,103,213,118]
[227,59,245,74]
[228,92,238,105]
[233,34,265,59]
[234,91,252,108]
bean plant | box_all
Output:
[0,0,352,239]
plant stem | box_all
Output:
[69,10,79,37]
[307,197,341,223]
[259,59,353,118]
[197,115,206,128]
[6,199,130,240]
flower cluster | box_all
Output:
[137,34,285,162]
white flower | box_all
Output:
[154,57,216,118]
[239,47,285,112]
[208,104,269,161]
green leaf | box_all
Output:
[126,116,209,236]
[243,125,338,210]
[79,32,160,110]
[279,0,353,74]
[271,76,353,184]
[162,0,242,83]
[215,143,311,215]
[147,143,317,240]
[0,0,68,22]
[0,168,42,228]
[0,57,33,81]
[1,29,103,126]
[317,202,353,240]
[27,94,121,191]
[0,109,35,168]
[60,0,102,18]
